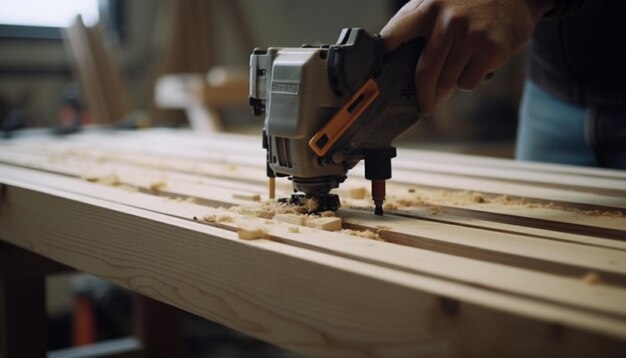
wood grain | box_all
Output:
[1,129,626,356]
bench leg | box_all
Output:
[0,277,47,358]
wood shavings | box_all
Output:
[240,206,275,219]
[430,206,443,215]
[231,199,319,220]
[349,187,367,199]
[203,214,234,223]
[306,217,342,231]
[274,214,307,226]
[472,193,486,203]
[319,211,336,217]
[236,225,267,240]
[581,272,602,285]
[339,229,384,241]
[302,197,319,213]
[395,197,428,207]
[149,181,166,192]
[232,193,261,202]
[82,173,120,186]
[288,227,300,233]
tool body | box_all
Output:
[249,28,425,214]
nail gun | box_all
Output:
[249,28,425,215]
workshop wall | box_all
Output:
[0,0,524,155]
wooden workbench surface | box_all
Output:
[1,128,625,357]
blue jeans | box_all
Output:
[516,81,626,170]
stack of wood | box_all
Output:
[64,16,129,125]
[0,129,625,356]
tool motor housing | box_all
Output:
[250,46,350,195]
[249,28,425,196]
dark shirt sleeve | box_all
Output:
[544,0,587,18]
[529,0,626,106]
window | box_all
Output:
[0,0,99,28]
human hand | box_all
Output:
[381,0,553,115]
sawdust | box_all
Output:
[581,271,603,285]
[274,213,307,225]
[378,189,625,218]
[236,225,267,240]
[232,193,261,202]
[288,226,301,233]
[149,181,167,193]
[383,202,398,211]
[202,214,234,223]
[306,217,342,231]
[82,173,120,186]
[349,187,368,199]
[229,198,321,220]
[339,229,384,241]
[302,197,320,213]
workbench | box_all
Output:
[1,129,625,357]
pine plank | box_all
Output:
[2,176,626,356]
[2,165,626,321]
[2,130,626,355]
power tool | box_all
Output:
[249,28,425,215]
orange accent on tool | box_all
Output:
[309,79,380,157]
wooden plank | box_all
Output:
[341,209,626,286]
[388,168,626,210]
[397,148,626,181]
[2,138,626,222]
[394,207,626,251]
[393,157,626,195]
[2,166,626,322]
[1,143,624,239]
[436,205,626,241]
[2,130,626,355]
[64,16,110,124]
[1,181,626,355]
[2,157,624,287]
[1,148,625,283]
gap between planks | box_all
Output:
[2,164,626,327]
[3,183,626,354]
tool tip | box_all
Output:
[374,205,383,216]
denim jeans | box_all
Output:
[516,81,626,170]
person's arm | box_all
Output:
[381,0,554,116]
[544,0,586,17]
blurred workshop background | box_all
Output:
[0,0,525,356]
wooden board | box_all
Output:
[1,129,626,357]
